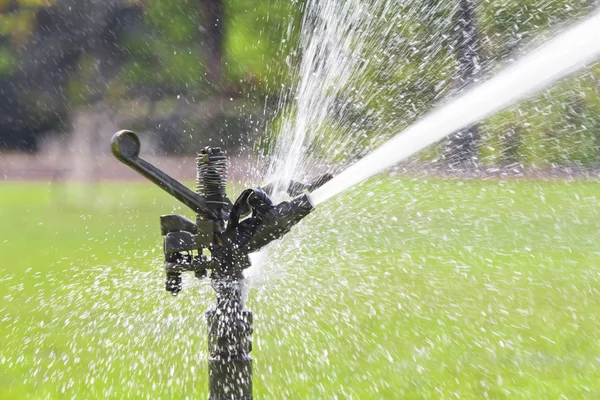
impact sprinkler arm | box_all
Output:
[111,130,217,220]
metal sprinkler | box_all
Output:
[111,130,331,400]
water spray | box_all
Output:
[310,9,600,205]
[111,130,330,399]
[107,8,600,399]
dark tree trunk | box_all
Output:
[201,0,224,89]
[444,0,481,168]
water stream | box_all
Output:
[262,0,456,192]
[309,9,600,205]
[249,4,600,286]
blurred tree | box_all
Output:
[444,0,481,168]
[478,0,600,166]
[0,0,598,167]
[0,0,142,150]
[499,125,521,165]
[201,0,224,87]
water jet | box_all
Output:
[308,9,600,205]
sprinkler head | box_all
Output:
[227,173,332,253]
[261,173,333,197]
[111,129,328,291]
[110,129,330,400]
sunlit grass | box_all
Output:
[1,178,600,398]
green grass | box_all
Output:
[1,178,600,399]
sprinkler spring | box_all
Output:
[196,146,229,237]
[197,147,228,213]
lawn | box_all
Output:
[1,177,600,399]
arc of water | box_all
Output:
[309,10,600,206]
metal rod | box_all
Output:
[207,280,253,400]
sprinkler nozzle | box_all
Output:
[247,193,314,253]
[227,189,314,253]
[262,173,333,197]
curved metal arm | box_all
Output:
[111,130,217,220]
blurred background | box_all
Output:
[0,0,599,183]
[0,0,301,182]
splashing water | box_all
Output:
[309,9,600,205]
[246,0,383,287]
[248,0,453,286]
[264,0,377,197]
[262,0,457,190]
[251,3,600,287]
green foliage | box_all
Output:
[0,0,598,162]
[145,0,200,44]
[18,0,54,7]
[120,41,206,90]
[0,9,36,38]
[479,0,596,62]
[0,48,15,75]
[388,0,600,166]
[117,0,305,95]
[478,60,600,167]
[119,0,207,92]
[65,55,99,107]
[224,0,304,91]
[471,1,600,166]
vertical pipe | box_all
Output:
[445,0,481,166]
[207,280,253,400]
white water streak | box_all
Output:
[265,0,385,199]
[309,10,600,205]
[246,0,384,289]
